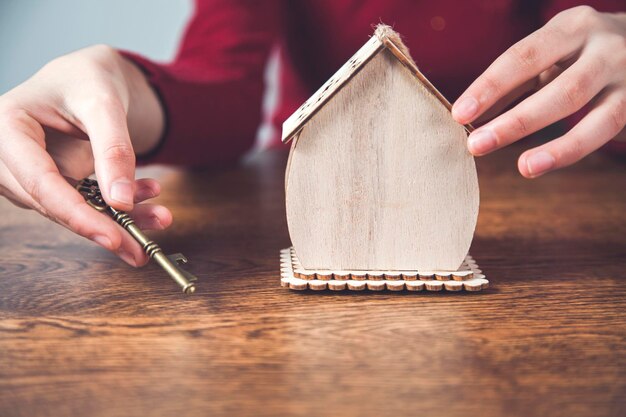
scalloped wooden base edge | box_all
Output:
[280,247,489,292]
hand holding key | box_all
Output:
[77,178,197,293]
[0,45,168,265]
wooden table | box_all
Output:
[1,141,625,417]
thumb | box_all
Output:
[75,96,136,211]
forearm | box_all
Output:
[116,0,282,166]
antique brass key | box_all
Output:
[77,178,197,294]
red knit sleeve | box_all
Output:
[539,0,623,20]
[120,0,283,166]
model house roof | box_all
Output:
[281,24,473,143]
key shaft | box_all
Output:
[107,207,197,294]
[77,178,198,294]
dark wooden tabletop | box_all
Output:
[1,141,625,417]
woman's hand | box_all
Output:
[452,6,626,178]
[0,45,169,266]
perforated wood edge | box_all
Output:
[281,24,474,143]
[280,248,489,292]
[281,35,384,143]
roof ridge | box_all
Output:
[281,24,473,143]
[373,24,416,68]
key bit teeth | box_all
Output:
[167,253,189,265]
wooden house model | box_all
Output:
[279,25,487,292]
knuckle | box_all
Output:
[39,55,65,74]
[87,44,117,57]
[86,44,118,64]
[21,175,41,202]
[80,92,122,114]
[550,6,599,36]
[569,5,599,28]
[76,88,130,123]
[561,81,589,109]
[84,45,123,75]
[509,42,540,70]
[537,18,569,43]
[0,107,44,141]
[22,170,55,204]
[103,142,135,164]
[480,75,503,100]
[509,113,529,137]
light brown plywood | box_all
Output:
[278,248,489,293]
[282,34,384,143]
[285,46,479,271]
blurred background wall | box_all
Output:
[0,0,278,150]
[0,0,192,94]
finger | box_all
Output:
[467,55,608,156]
[128,203,172,230]
[473,77,537,124]
[518,88,626,178]
[134,178,161,203]
[474,65,566,124]
[452,15,585,124]
[115,225,148,267]
[0,179,31,209]
[3,195,31,210]
[74,95,136,211]
[0,159,37,209]
[47,134,160,203]
[113,204,172,267]
[0,115,124,251]
[47,134,94,180]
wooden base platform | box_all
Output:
[280,247,489,292]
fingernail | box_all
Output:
[110,179,133,206]
[468,129,497,155]
[117,249,137,267]
[93,235,112,250]
[526,151,555,177]
[453,97,479,122]
[151,215,164,230]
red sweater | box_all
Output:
[123,0,624,166]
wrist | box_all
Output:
[119,53,165,156]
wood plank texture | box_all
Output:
[286,49,478,271]
[1,143,625,417]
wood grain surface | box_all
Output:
[286,49,478,271]
[1,141,625,417]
